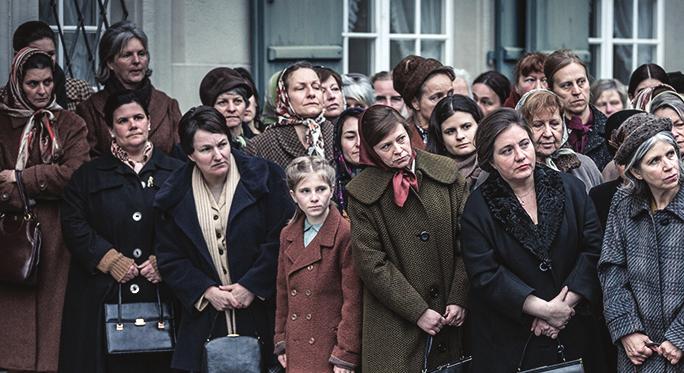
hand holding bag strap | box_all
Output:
[14,170,32,216]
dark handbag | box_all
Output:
[202,311,261,373]
[422,335,472,373]
[104,284,175,354]
[0,170,41,286]
[517,334,584,373]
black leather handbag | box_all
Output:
[517,334,584,373]
[104,284,175,354]
[202,311,261,373]
[0,170,41,286]
[421,335,472,373]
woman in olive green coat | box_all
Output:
[346,105,469,372]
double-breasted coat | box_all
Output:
[600,186,684,372]
[0,110,89,371]
[58,149,182,373]
[154,150,295,372]
[274,207,362,372]
[460,166,606,372]
[76,87,181,158]
[346,149,469,372]
[245,122,334,170]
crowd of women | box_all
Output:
[1,18,684,373]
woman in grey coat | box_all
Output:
[599,112,684,372]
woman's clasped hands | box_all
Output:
[204,283,255,311]
[418,305,467,335]
[530,286,576,339]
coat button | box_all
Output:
[132,248,142,258]
[437,343,447,353]
[418,231,430,242]
[307,265,314,271]
[213,215,219,220]
[216,232,222,239]
[291,313,298,320]
[305,290,312,296]
[130,284,140,294]
[218,249,224,255]
[429,286,439,299]
[39,182,47,190]
[222,267,227,274]
[291,289,298,296]
[132,212,142,221]
[661,219,670,226]
[305,313,312,320]
[0,192,8,201]
[308,337,315,344]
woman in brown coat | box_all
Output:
[0,48,89,372]
[346,105,469,372]
[274,156,361,372]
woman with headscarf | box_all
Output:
[346,105,469,372]
[246,61,334,170]
[332,107,365,217]
[77,21,181,158]
[0,47,89,372]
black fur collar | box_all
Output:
[479,165,565,270]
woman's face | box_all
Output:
[472,83,501,117]
[243,95,257,123]
[214,91,246,129]
[530,107,564,160]
[346,97,366,110]
[22,67,54,109]
[372,122,413,169]
[110,102,150,153]
[340,117,360,165]
[654,106,684,153]
[413,73,453,124]
[441,111,477,157]
[551,62,589,117]
[290,173,332,222]
[107,37,149,89]
[321,76,344,118]
[516,71,547,95]
[491,124,536,184]
[188,129,232,181]
[594,89,624,117]
[287,68,323,118]
[631,139,680,195]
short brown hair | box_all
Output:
[519,90,563,126]
[544,49,588,90]
[360,105,410,149]
[475,108,531,172]
[514,52,547,84]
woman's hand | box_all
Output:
[0,170,15,184]
[119,264,139,283]
[220,283,255,309]
[138,259,161,283]
[443,304,466,327]
[544,286,575,329]
[277,354,287,368]
[417,309,446,335]
[203,286,236,311]
[620,333,656,365]
[333,366,353,373]
[531,318,559,339]
[659,341,683,365]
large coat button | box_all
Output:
[130,284,140,294]
[308,337,316,344]
[132,248,142,258]
[291,289,298,296]
[291,313,298,320]
[429,286,439,299]
[132,212,142,221]
[418,231,430,242]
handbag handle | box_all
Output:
[516,332,567,371]
[115,283,166,330]
[421,335,435,373]
[14,170,33,217]
[205,305,238,342]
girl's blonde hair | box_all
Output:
[285,156,336,221]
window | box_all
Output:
[343,0,452,76]
[589,0,664,84]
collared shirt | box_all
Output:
[303,219,323,247]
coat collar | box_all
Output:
[94,146,179,174]
[282,207,342,275]
[346,149,459,205]
[583,105,608,154]
[628,184,684,222]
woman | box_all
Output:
[77,20,181,158]
[460,108,605,372]
[235,67,264,136]
[154,106,294,372]
[628,63,670,100]
[59,93,181,373]
[472,70,511,116]
[199,67,255,150]
[517,89,603,192]
[0,48,89,372]
[504,52,548,108]
[316,66,345,123]
[427,94,484,188]
[333,107,365,216]
[599,113,684,372]
[631,84,684,154]
[342,73,374,109]
[246,61,334,170]
[591,79,629,117]
[345,105,469,371]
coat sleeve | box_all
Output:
[237,164,295,299]
[448,181,469,307]
[665,305,684,350]
[598,200,644,343]
[75,99,102,157]
[169,98,181,144]
[460,195,535,323]
[273,230,289,355]
[348,196,429,324]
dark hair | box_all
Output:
[234,67,259,103]
[104,92,150,129]
[315,66,342,89]
[544,49,588,90]
[371,70,392,84]
[475,108,531,172]
[13,21,55,52]
[179,106,230,155]
[97,21,151,84]
[514,52,546,85]
[473,71,511,104]
[360,105,410,149]
[22,53,53,74]
[628,63,670,98]
[427,95,483,155]
[281,61,317,90]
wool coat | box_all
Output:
[76,87,181,158]
[599,186,684,372]
[274,207,362,372]
[154,150,295,372]
[0,110,89,371]
[460,166,606,372]
[245,122,334,170]
[573,105,612,172]
[346,149,469,372]
[58,149,182,373]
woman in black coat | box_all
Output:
[154,106,294,372]
[460,109,606,372]
[59,93,182,373]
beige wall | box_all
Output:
[450,0,495,82]
[663,0,684,73]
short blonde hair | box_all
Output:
[285,156,336,221]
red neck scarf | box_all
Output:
[566,110,594,154]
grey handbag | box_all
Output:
[517,334,584,373]
[421,335,472,373]
[202,311,261,373]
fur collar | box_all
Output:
[479,165,565,269]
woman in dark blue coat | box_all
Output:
[154,106,294,372]
[59,93,182,373]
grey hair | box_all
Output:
[451,67,472,98]
[96,21,151,84]
[650,92,684,120]
[342,73,375,108]
[590,79,629,108]
[622,131,684,196]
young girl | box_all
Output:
[274,156,362,373]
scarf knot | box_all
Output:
[392,168,418,207]
[567,113,593,153]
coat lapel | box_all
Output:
[285,208,341,276]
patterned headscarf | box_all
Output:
[0,47,62,170]
[274,66,327,157]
